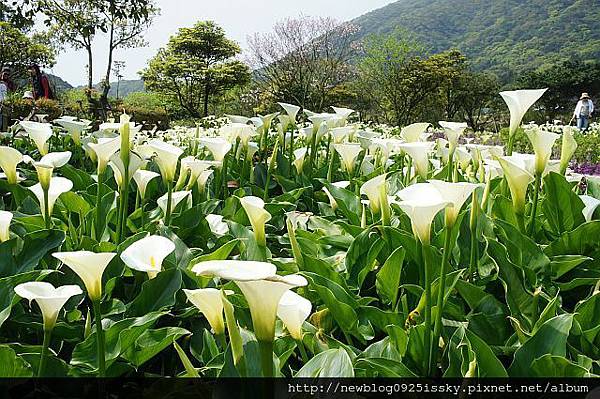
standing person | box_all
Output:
[1,68,15,92]
[573,93,594,132]
[29,64,54,100]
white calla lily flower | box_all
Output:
[428,180,480,226]
[183,288,234,335]
[0,210,13,242]
[200,137,232,163]
[52,251,117,301]
[20,121,53,155]
[206,214,229,236]
[497,156,535,214]
[398,142,435,180]
[400,123,430,143]
[278,102,301,125]
[439,121,468,152]
[397,183,451,244]
[55,118,91,145]
[133,169,160,199]
[580,195,600,222]
[334,143,362,175]
[120,235,176,278]
[29,177,73,221]
[239,196,272,246]
[109,152,144,189]
[330,127,352,144]
[293,147,308,174]
[277,290,311,341]
[197,169,214,193]
[14,282,82,329]
[88,137,121,174]
[236,274,308,342]
[525,127,560,175]
[500,89,547,139]
[192,259,276,281]
[157,190,191,215]
[148,140,184,183]
[0,146,23,184]
[360,174,388,215]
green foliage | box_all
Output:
[351,0,600,82]
[0,22,55,79]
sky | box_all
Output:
[46,0,395,86]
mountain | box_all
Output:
[48,74,74,93]
[73,79,145,98]
[351,0,600,81]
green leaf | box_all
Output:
[304,272,358,333]
[71,311,165,371]
[549,255,593,279]
[0,346,33,377]
[530,355,589,377]
[355,358,416,377]
[508,314,573,376]
[494,219,549,273]
[345,227,385,288]
[318,179,361,225]
[295,348,354,377]
[545,221,600,257]
[122,327,190,367]
[376,247,406,306]
[126,269,182,317]
[15,229,66,275]
[542,172,585,235]
[173,340,200,377]
[188,239,240,266]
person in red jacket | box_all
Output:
[29,64,54,100]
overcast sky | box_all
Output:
[46,0,395,86]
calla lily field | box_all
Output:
[1,91,600,380]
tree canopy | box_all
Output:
[141,21,250,118]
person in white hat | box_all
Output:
[573,93,594,132]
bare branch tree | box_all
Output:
[247,15,359,112]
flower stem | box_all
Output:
[95,170,104,241]
[528,173,542,236]
[432,224,453,374]
[38,328,52,377]
[43,187,51,230]
[447,151,454,182]
[92,300,106,377]
[507,134,515,156]
[296,339,308,364]
[258,340,274,377]
[326,144,337,183]
[164,182,173,226]
[221,155,229,200]
[469,192,480,279]
[422,242,432,376]
[216,333,227,350]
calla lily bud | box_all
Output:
[580,195,600,222]
[15,282,82,330]
[560,127,577,175]
[52,251,117,301]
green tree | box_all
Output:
[357,29,468,126]
[141,21,250,118]
[455,71,500,131]
[39,0,157,118]
[0,22,55,79]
